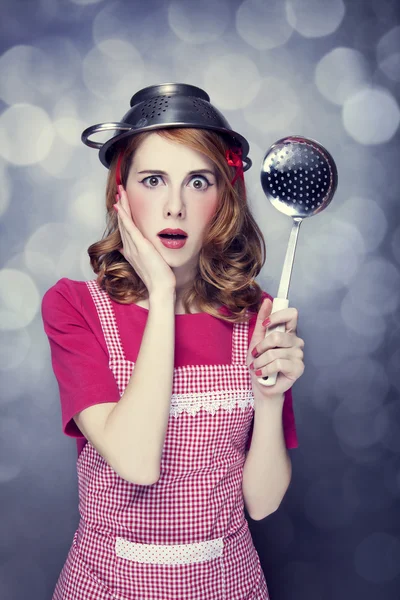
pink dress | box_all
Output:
[43,279,297,600]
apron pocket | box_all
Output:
[114,536,226,600]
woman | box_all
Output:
[42,83,304,600]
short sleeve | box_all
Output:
[41,279,120,438]
[245,290,299,451]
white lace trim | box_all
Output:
[170,389,254,417]
[115,536,224,565]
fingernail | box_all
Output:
[251,347,259,358]
[249,362,254,370]
[255,369,263,376]
[113,204,118,212]
[262,318,271,327]
[115,193,120,203]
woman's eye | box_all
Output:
[142,175,164,187]
[188,175,211,190]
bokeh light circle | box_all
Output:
[347,257,400,317]
[334,357,390,414]
[334,403,390,449]
[294,218,365,301]
[23,222,94,282]
[0,104,54,165]
[0,329,31,371]
[92,1,173,56]
[285,0,345,38]
[244,77,300,133]
[168,0,229,44]
[82,39,144,103]
[355,532,400,583]
[315,47,370,106]
[0,39,80,106]
[0,45,46,105]
[203,54,261,110]
[0,269,40,331]
[57,238,97,281]
[52,91,114,149]
[342,87,400,145]
[54,116,84,147]
[33,36,81,95]
[308,318,385,375]
[0,161,11,218]
[236,0,293,50]
[39,136,75,179]
[24,223,76,278]
[340,292,387,338]
[67,178,106,232]
[377,25,400,82]
[333,196,388,254]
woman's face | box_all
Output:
[125,133,219,277]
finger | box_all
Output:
[251,347,303,371]
[116,186,133,222]
[118,185,134,220]
[255,331,304,353]
[266,307,299,332]
[253,298,272,334]
[115,207,133,258]
[115,198,142,247]
[254,358,304,380]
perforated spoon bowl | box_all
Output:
[257,136,338,387]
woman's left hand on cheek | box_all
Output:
[247,298,305,397]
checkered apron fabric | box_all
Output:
[52,280,270,600]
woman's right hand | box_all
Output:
[114,186,176,295]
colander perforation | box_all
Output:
[190,99,220,123]
[141,96,169,120]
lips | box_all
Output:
[157,228,188,238]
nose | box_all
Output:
[164,184,185,218]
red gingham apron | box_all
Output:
[53,279,269,600]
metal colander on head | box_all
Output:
[257,136,338,387]
[81,83,252,171]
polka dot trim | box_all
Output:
[115,536,224,565]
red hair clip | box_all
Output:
[225,147,244,185]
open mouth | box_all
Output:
[158,234,187,239]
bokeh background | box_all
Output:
[1,0,400,598]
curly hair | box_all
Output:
[88,128,266,323]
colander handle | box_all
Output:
[81,122,133,148]
[242,156,252,172]
[257,297,289,387]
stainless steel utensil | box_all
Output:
[257,135,338,387]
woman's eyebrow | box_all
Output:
[187,169,215,176]
[137,169,216,176]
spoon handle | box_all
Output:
[257,297,289,387]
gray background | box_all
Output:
[1,0,400,598]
